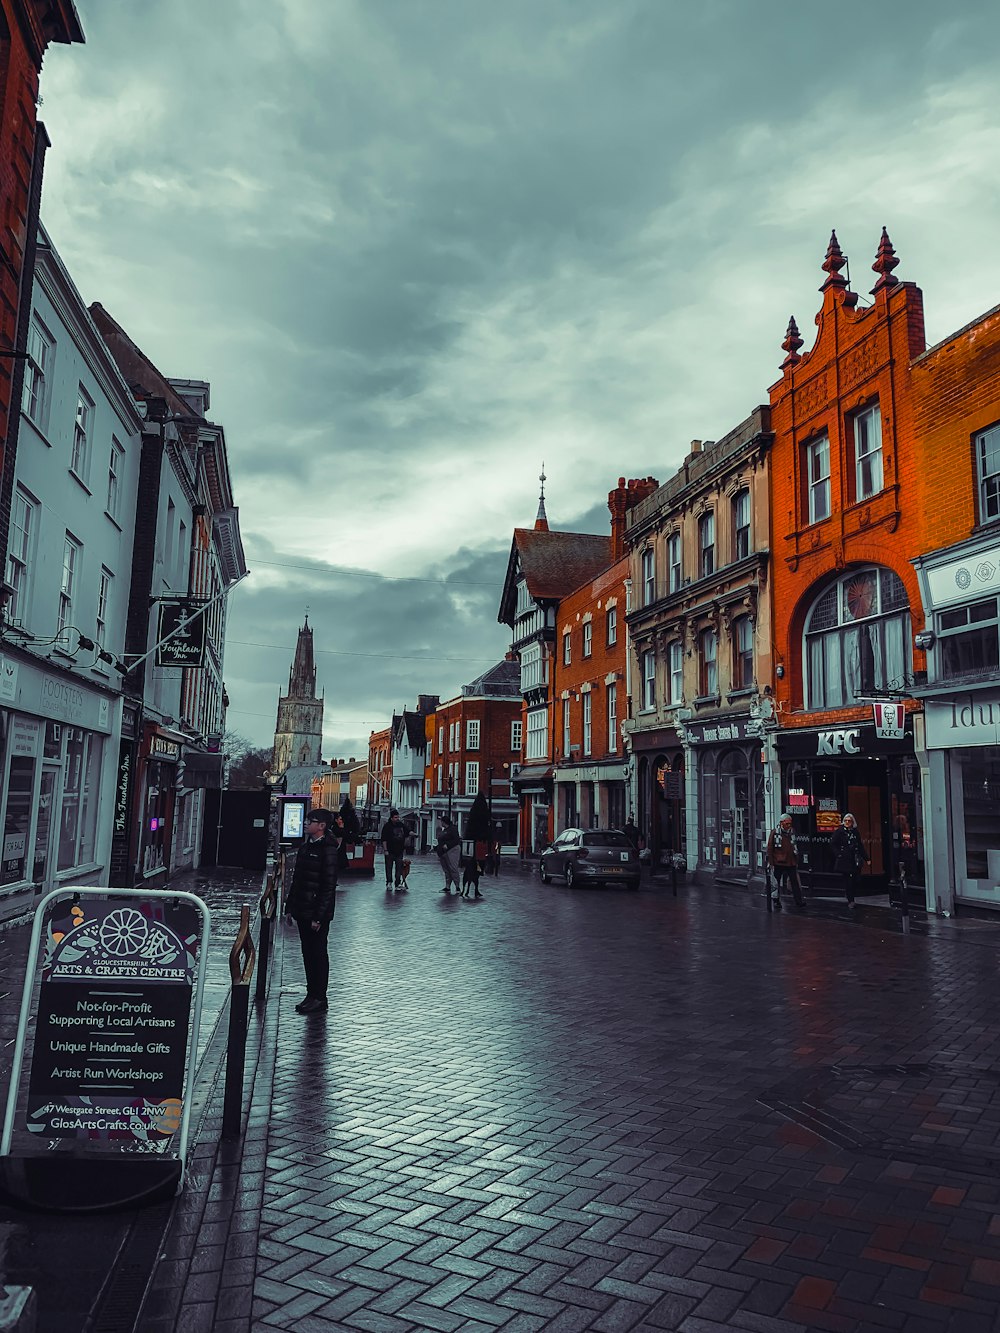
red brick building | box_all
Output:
[366,725,392,827]
[766,230,943,897]
[0,1,83,587]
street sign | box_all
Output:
[0,888,210,1212]
[872,701,905,740]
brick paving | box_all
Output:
[143,859,1000,1332]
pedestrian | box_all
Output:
[435,816,463,894]
[766,814,804,910]
[623,817,640,850]
[285,809,339,1013]
[831,812,869,910]
[379,808,407,890]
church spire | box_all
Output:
[288,616,317,697]
[534,464,549,531]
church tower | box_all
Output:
[272,617,324,774]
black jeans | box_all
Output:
[296,919,330,1000]
[772,865,803,905]
[842,869,862,904]
[384,851,405,885]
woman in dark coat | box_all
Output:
[285,809,339,1012]
[831,812,869,910]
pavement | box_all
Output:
[4,857,1000,1332]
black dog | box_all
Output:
[461,857,483,898]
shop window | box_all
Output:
[733,615,754,690]
[699,512,715,578]
[700,753,718,867]
[805,567,910,709]
[641,547,656,605]
[937,596,1000,682]
[956,747,1000,883]
[976,421,1000,524]
[805,433,831,524]
[669,640,684,704]
[732,489,751,560]
[667,531,682,592]
[699,628,718,698]
[1,725,37,886]
[852,403,883,501]
[719,750,751,870]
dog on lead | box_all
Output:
[460,856,483,898]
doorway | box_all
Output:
[32,767,60,895]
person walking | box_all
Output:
[623,818,640,850]
[380,809,408,890]
[435,816,463,894]
[832,812,869,910]
[766,814,804,910]
[285,809,339,1013]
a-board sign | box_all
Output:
[281,800,306,841]
[1,888,210,1212]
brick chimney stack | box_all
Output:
[609,476,659,561]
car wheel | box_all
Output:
[540,861,552,884]
[565,863,575,888]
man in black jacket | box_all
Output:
[379,809,408,890]
[286,809,339,1013]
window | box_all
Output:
[607,683,618,753]
[563,631,572,665]
[5,489,35,624]
[805,567,911,708]
[937,597,1000,682]
[562,698,571,757]
[520,642,542,691]
[734,615,754,689]
[699,512,715,578]
[106,438,125,520]
[71,387,94,481]
[526,708,547,760]
[806,434,831,524]
[582,620,593,658]
[733,490,751,560]
[976,422,1000,523]
[97,569,112,645]
[667,531,682,592]
[58,729,102,870]
[515,579,532,617]
[641,548,656,605]
[642,650,656,710]
[465,761,479,795]
[58,534,81,637]
[699,628,718,697]
[438,727,444,754]
[582,692,592,755]
[437,763,443,792]
[466,719,480,750]
[606,606,617,646]
[511,719,522,751]
[21,319,53,429]
[853,403,883,500]
[669,640,684,705]
[448,721,456,751]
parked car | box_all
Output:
[539,828,640,890]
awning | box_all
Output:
[511,765,552,789]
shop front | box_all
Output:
[630,726,686,869]
[552,761,628,835]
[512,763,551,855]
[135,726,181,882]
[923,691,1000,910]
[0,655,118,920]
[684,715,764,885]
[773,718,923,899]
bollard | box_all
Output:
[899,862,910,936]
[223,904,256,1138]
[765,865,773,913]
[254,860,279,1006]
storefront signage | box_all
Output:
[925,545,1000,609]
[1,888,210,1211]
[39,675,87,725]
[11,716,38,757]
[817,728,861,754]
[925,691,1000,748]
[155,601,207,668]
[150,736,180,761]
[872,702,905,740]
[114,743,132,837]
[682,717,752,745]
[775,721,912,758]
[0,657,16,703]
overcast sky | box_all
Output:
[37,1,1000,760]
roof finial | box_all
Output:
[871,225,900,294]
[820,229,848,292]
[534,462,549,531]
[780,315,804,370]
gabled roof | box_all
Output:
[463,658,520,696]
[498,529,611,625]
[392,711,428,751]
[89,303,193,418]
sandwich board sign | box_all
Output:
[0,887,210,1212]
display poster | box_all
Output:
[25,896,202,1146]
[281,801,306,841]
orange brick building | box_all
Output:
[366,725,392,827]
[0,2,83,590]
[766,229,951,898]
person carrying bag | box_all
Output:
[831,812,869,911]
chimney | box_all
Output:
[689,439,703,454]
[608,475,660,560]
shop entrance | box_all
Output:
[31,767,60,895]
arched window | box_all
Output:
[804,567,910,709]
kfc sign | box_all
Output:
[816,728,861,755]
[872,702,905,740]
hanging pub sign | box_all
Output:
[155,600,207,668]
[872,702,905,740]
[0,887,210,1212]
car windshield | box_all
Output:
[583,831,630,848]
